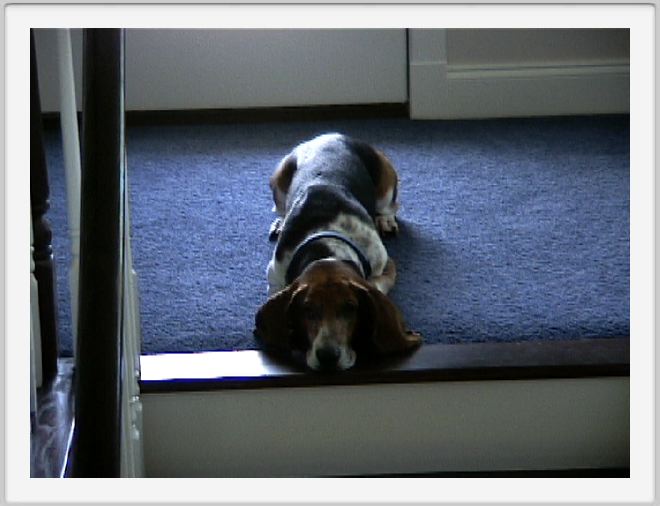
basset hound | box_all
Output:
[254,133,421,371]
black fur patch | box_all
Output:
[275,134,381,263]
[340,136,385,192]
[275,185,373,261]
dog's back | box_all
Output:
[266,133,398,296]
[285,133,377,218]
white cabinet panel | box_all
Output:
[126,29,407,110]
[35,29,407,112]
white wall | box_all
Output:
[141,377,629,477]
[34,29,407,112]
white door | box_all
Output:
[408,29,629,119]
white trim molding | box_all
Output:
[409,29,629,119]
[120,167,145,478]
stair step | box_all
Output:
[139,337,629,393]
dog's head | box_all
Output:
[254,259,421,371]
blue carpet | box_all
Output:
[45,115,629,356]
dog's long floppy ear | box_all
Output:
[254,282,308,351]
[351,280,422,354]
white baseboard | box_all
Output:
[410,60,629,119]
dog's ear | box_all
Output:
[350,280,422,355]
[254,282,308,351]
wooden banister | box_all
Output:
[30,29,59,383]
[71,28,126,477]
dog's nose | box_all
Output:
[316,345,341,368]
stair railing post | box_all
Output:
[71,28,125,478]
[56,28,82,358]
[30,212,42,421]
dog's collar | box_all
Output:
[285,231,372,283]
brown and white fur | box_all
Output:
[254,133,421,371]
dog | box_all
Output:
[254,133,422,371]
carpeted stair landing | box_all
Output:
[45,115,629,356]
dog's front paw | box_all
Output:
[375,214,398,236]
[404,330,423,347]
[269,218,283,242]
